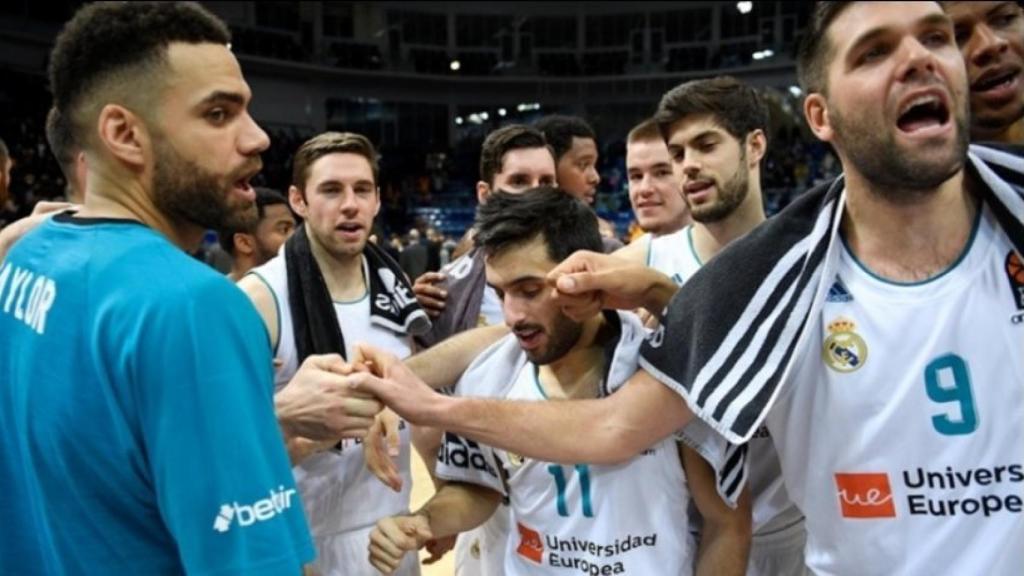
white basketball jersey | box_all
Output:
[646,224,803,539]
[646,226,703,287]
[767,206,1024,575]
[248,252,414,543]
[438,313,694,575]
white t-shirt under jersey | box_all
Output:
[438,313,694,575]
[647,224,804,538]
[767,205,1024,575]
[249,252,416,574]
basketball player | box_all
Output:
[368,189,750,575]
[0,2,320,572]
[239,132,429,576]
[624,119,690,237]
[219,186,295,281]
[409,123,556,576]
[413,124,556,323]
[616,77,807,576]
[347,2,1024,573]
[944,1,1024,143]
[536,115,623,251]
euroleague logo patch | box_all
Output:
[822,316,868,372]
[1005,251,1024,325]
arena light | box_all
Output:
[788,85,803,97]
[737,1,753,14]
[455,116,464,125]
[516,102,542,112]
[480,111,489,120]
[468,113,483,125]
[752,49,774,61]
[449,59,461,71]
[498,108,507,117]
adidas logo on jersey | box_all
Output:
[212,486,297,533]
[826,277,854,303]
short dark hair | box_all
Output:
[627,118,663,144]
[291,131,379,192]
[797,2,855,95]
[45,107,78,178]
[479,124,551,186]
[654,76,769,143]
[0,137,8,164]
[218,187,289,254]
[48,2,230,147]
[534,115,597,161]
[474,187,603,263]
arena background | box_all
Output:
[0,3,834,573]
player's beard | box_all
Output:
[829,99,968,201]
[152,138,258,232]
[520,312,583,366]
[689,152,750,224]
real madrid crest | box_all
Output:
[822,316,868,373]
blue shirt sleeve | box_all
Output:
[131,273,314,575]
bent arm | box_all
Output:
[418,482,502,540]
[428,369,693,464]
[684,445,752,576]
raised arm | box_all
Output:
[350,344,694,465]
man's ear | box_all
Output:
[97,104,148,171]
[803,93,834,143]
[233,232,255,256]
[289,185,308,218]
[745,129,767,167]
[476,181,491,205]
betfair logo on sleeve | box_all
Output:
[212,486,297,533]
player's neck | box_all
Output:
[307,226,367,301]
[227,256,254,282]
[692,184,766,264]
[842,169,978,283]
[76,169,204,251]
[538,313,608,400]
[972,116,1024,144]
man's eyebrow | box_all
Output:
[198,91,246,107]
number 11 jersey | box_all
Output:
[436,312,694,575]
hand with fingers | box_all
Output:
[368,513,433,575]
[274,353,384,441]
[412,271,448,318]
[421,534,456,565]
[546,249,677,321]
[364,408,403,491]
[346,344,446,427]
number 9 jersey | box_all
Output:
[436,312,695,575]
[766,205,1024,575]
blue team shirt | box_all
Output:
[0,214,314,575]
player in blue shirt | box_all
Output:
[0,3,330,574]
